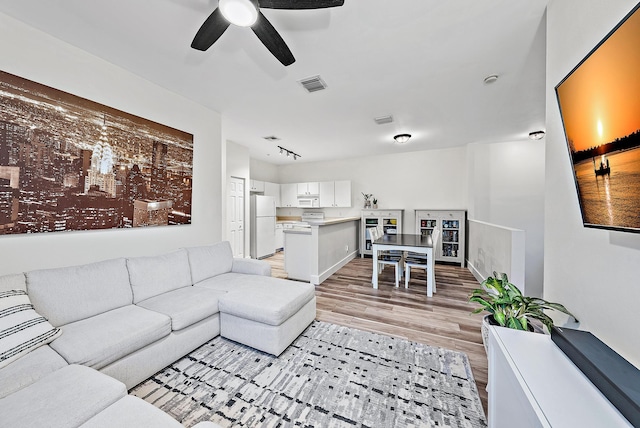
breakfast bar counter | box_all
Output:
[283,217,359,284]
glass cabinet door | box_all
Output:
[440,219,460,258]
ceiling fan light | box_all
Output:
[219,0,258,27]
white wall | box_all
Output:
[276,147,468,232]
[0,13,222,276]
[467,140,546,296]
[225,141,251,257]
[467,219,526,291]
[546,0,640,367]
[250,158,279,183]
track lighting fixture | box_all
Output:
[277,145,301,160]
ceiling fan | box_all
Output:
[191,0,345,66]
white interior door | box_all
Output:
[228,177,245,257]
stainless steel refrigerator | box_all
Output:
[250,195,276,259]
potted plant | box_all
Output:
[469,272,577,354]
[372,198,378,209]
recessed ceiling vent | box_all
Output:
[374,115,394,125]
[298,75,327,93]
[263,136,281,141]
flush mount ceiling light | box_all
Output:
[219,0,258,27]
[393,134,411,144]
[529,130,546,140]
[483,74,499,85]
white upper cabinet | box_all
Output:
[297,182,319,196]
[263,181,281,207]
[249,179,264,193]
[334,180,351,207]
[319,181,351,207]
[280,183,297,207]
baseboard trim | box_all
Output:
[467,260,485,284]
[310,250,358,285]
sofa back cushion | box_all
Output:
[0,290,62,369]
[26,258,132,327]
[127,249,192,303]
[186,242,234,284]
[0,274,26,292]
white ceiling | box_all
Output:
[0,0,548,165]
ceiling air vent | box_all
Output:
[374,115,394,125]
[298,75,327,93]
[263,136,281,141]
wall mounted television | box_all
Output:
[555,2,640,233]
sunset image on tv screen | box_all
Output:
[556,4,640,231]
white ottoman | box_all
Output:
[218,278,316,356]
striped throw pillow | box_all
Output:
[0,289,61,369]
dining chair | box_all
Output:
[404,228,439,291]
[368,227,403,287]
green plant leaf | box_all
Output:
[494,311,506,326]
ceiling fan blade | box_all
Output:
[191,8,230,51]
[258,0,344,10]
[251,12,295,66]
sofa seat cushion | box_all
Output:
[0,345,67,399]
[127,249,193,304]
[217,278,315,326]
[79,396,184,428]
[195,272,274,293]
[0,364,126,428]
[137,286,227,331]
[50,305,171,370]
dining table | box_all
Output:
[371,233,436,296]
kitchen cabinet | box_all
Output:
[319,180,351,207]
[415,209,466,267]
[360,209,404,257]
[297,182,319,196]
[249,179,264,193]
[280,183,297,208]
[264,181,281,207]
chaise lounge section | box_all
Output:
[0,241,315,427]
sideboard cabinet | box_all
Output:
[360,209,404,257]
[415,209,466,267]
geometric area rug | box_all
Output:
[131,321,487,428]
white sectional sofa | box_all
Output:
[0,241,316,428]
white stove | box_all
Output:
[281,212,324,231]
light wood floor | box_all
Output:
[264,251,488,411]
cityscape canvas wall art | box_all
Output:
[556,3,640,232]
[0,70,193,235]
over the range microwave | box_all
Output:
[297,197,319,208]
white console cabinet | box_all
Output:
[360,209,403,256]
[488,326,632,428]
[415,209,466,267]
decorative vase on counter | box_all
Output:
[372,204,378,209]
[364,201,371,209]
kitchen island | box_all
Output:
[283,217,360,285]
